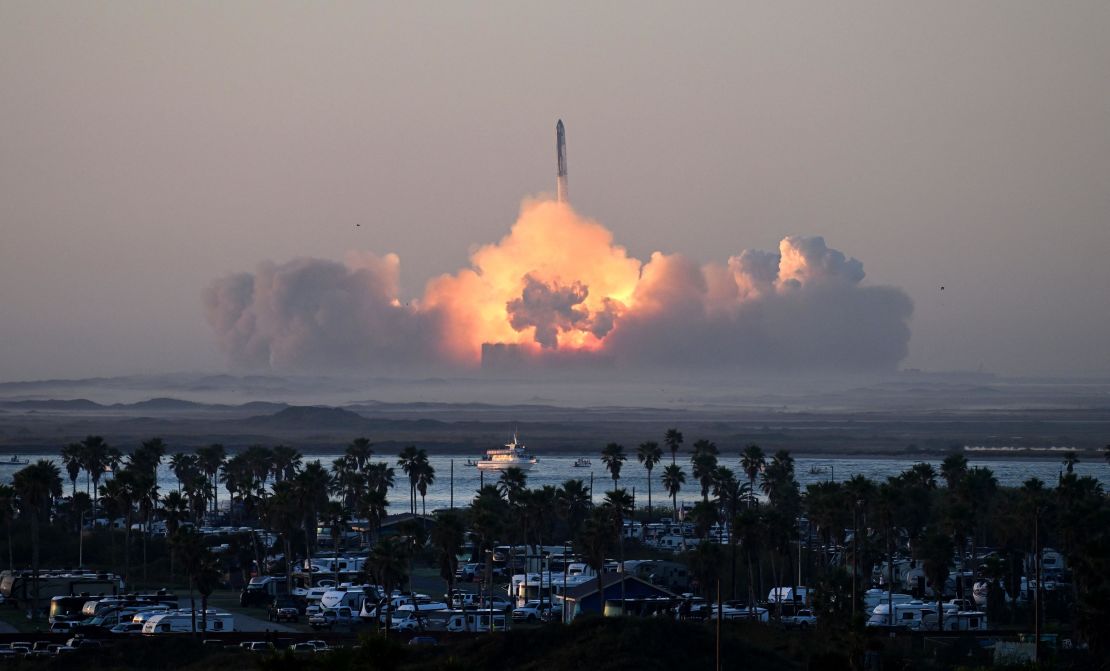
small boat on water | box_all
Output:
[573,457,592,468]
[807,466,827,475]
[4,456,29,466]
[473,433,538,471]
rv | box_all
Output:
[921,609,988,631]
[867,601,955,630]
[142,611,235,634]
[767,587,813,605]
[240,576,289,607]
[863,590,915,612]
[319,585,371,612]
[444,610,509,633]
[0,570,122,606]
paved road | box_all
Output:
[230,612,299,633]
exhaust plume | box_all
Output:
[204,200,912,373]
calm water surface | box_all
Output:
[4,453,1106,516]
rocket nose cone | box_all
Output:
[557,119,564,130]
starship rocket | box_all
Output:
[556,119,568,203]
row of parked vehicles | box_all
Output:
[46,591,239,635]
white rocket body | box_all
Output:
[556,120,568,203]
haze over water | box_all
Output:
[7,453,1106,517]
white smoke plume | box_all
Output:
[203,202,912,373]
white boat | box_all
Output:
[474,434,538,471]
[4,456,29,466]
[573,457,591,467]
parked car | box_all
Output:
[48,621,75,634]
[511,600,553,623]
[309,606,355,631]
[268,596,300,623]
[109,622,144,635]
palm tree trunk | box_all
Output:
[770,553,781,622]
[746,549,755,618]
[142,515,148,583]
[30,514,40,621]
[124,508,133,587]
[646,468,652,518]
[285,537,293,594]
[190,580,197,634]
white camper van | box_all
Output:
[444,610,508,633]
[142,611,235,634]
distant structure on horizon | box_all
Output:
[556,119,568,203]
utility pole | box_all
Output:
[716,577,722,671]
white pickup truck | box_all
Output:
[308,606,355,631]
[781,609,817,629]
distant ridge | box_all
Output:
[253,405,371,429]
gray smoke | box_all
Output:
[203,235,912,373]
[604,236,912,371]
[505,274,620,348]
[202,253,440,371]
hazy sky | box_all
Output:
[2,1,1108,380]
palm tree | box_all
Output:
[0,485,15,570]
[691,452,718,502]
[134,472,159,581]
[13,460,62,620]
[431,509,465,605]
[664,428,684,465]
[346,437,374,470]
[904,462,938,489]
[416,460,436,518]
[271,445,303,482]
[940,452,968,489]
[61,443,83,496]
[135,438,167,487]
[161,490,188,582]
[397,446,423,515]
[169,453,195,492]
[600,443,626,492]
[264,481,301,593]
[919,527,954,631]
[367,536,410,634]
[195,444,226,515]
[576,507,612,599]
[603,488,634,609]
[733,507,762,616]
[294,460,332,558]
[636,441,663,517]
[172,527,207,634]
[740,444,766,504]
[108,467,140,585]
[323,501,349,586]
[556,479,591,541]
[80,435,111,508]
[1062,450,1080,474]
[497,467,528,505]
[661,464,686,522]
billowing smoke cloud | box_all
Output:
[204,200,912,372]
[203,252,440,371]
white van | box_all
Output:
[142,611,235,634]
[444,611,508,633]
[867,601,952,630]
[921,609,987,631]
[767,587,812,605]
